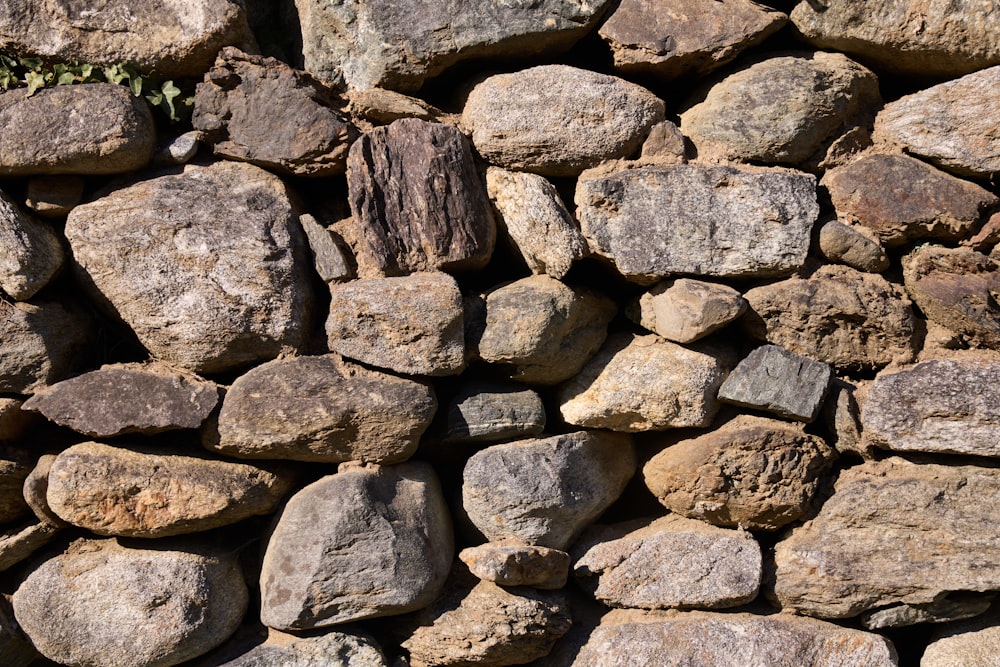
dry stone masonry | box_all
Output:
[0,0,999,665]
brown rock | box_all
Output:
[963,211,1000,253]
[640,120,687,162]
[459,542,570,590]
[345,88,443,125]
[0,299,93,394]
[817,220,889,273]
[24,176,85,218]
[0,447,31,524]
[21,454,64,527]
[0,188,64,300]
[821,377,870,458]
[922,608,1000,667]
[0,398,36,441]
[629,278,747,344]
[0,521,59,573]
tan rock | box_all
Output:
[922,609,1000,667]
[630,278,746,344]
[817,220,889,273]
[459,542,569,590]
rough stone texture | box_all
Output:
[0,521,60,573]
[743,264,918,371]
[817,220,890,272]
[680,52,880,166]
[46,442,294,538]
[477,276,616,385]
[630,278,747,343]
[215,629,388,667]
[23,362,220,438]
[211,354,436,463]
[300,214,353,284]
[153,131,201,166]
[862,359,1000,457]
[718,344,832,422]
[922,609,1000,667]
[774,457,1000,618]
[0,189,64,300]
[194,48,359,177]
[640,120,687,161]
[440,381,545,444]
[903,246,1000,349]
[861,595,994,630]
[459,542,570,590]
[345,88,443,125]
[0,594,37,667]
[463,65,665,177]
[295,0,613,91]
[326,272,465,376]
[65,160,313,374]
[599,0,787,79]
[0,447,32,524]
[575,163,818,283]
[0,0,253,78]
[0,299,92,394]
[572,515,761,610]
[346,118,495,276]
[0,84,155,176]
[964,211,1000,253]
[558,333,725,432]
[873,66,1000,179]
[12,538,248,667]
[822,377,869,458]
[22,454,63,527]
[485,167,589,280]
[260,462,453,630]
[790,0,1000,78]
[24,175,85,218]
[462,431,636,549]
[0,398,34,441]
[823,154,998,247]
[643,415,837,530]
[572,609,899,666]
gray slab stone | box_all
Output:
[718,344,832,422]
[440,381,545,445]
[216,629,387,667]
[0,188,64,300]
[300,214,353,284]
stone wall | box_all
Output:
[1,1,999,665]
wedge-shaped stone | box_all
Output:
[630,278,747,344]
[0,521,59,573]
[439,381,545,444]
[774,457,1000,618]
[25,175,85,219]
[575,163,817,283]
[0,299,93,394]
[718,344,832,422]
[0,188,64,300]
[817,220,889,273]
[460,542,570,590]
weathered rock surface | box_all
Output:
[0,299,92,394]
[300,214,353,284]
[463,66,665,177]
[0,594,36,666]
[460,542,569,590]
[260,462,453,629]
[790,0,1000,78]
[922,609,1000,667]
[0,521,60,573]
[462,431,635,549]
[572,609,899,666]
[575,163,818,283]
[817,220,889,272]
[823,154,998,247]
[572,515,761,609]
[774,457,1000,618]
[153,131,201,167]
[873,66,1000,178]
[599,0,787,79]
[22,454,63,527]
[24,175,85,218]
[558,333,725,432]
[861,595,995,630]
[0,0,254,78]
[477,276,616,385]
[194,48,358,177]
[485,167,589,279]
[0,398,34,441]
[346,118,495,276]
[326,272,465,376]
[630,278,746,343]
[12,538,248,667]
[23,363,219,437]
[862,358,1000,457]
[211,354,436,463]
[0,84,155,176]
[65,160,313,374]
[681,52,880,166]
[215,629,388,667]
[0,189,64,300]
[643,415,837,530]
[822,377,869,458]
[440,381,545,444]
[345,88,444,125]
[744,264,918,370]
[46,442,294,538]
[640,120,687,161]
[0,447,31,524]
[718,344,832,422]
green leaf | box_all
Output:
[78,63,94,81]
[19,57,43,72]
[24,70,45,96]
[0,54,17,70]
[129,74,142,96]
[57,71,75,85]
[103,64,125,84]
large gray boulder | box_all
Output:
[0,299,92,394]
[0,189,64,300]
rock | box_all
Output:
[477,276,616,385]
[0,521,60,573]
[0,0,253,78]
[964,211,1000,253]
[630,278,747,343]
[12,537,248,667]
[21,454,63,527]
[789,0,1000,78]
[295,0,613,91]
[718,344,832,422]
[153,131,201,166]
[326,272,464,376]
[862,358,1000,457]
[193,48,359,177]
[459,542,570,590]
[23,175,85,218]
[572,609,899,666]
[743,264,918,371]
[211,354,436,463]
[643,415,837,530]
[0,398,34,441]
[345,88,443,125]
[462,431,636,549]
[922,609,1000,667]
[558,333,725,432]
[0,189,64,300]
[862,595,995,630]
[823,154,998,247]
[821,377,869,458]
[300,214,353,284]
[0,84,155,176]
[817,219,889,272]
[640,120,687,161]
[0,447,32,524]
[599,0,787,79]
[260,462,453,629]
[680,52,880,166]
[65,160,313,374]
[575,163,818,283]
[23,362,220,438]
[774,457,1000,618]
[214,629,388,667]
[572,515,761,610]
[440,381,545,444]
[345,118,495,276]
[0,595,37,667]
[485,167,589,280]
[873,66,1000,179]
[463,65,665,177]
[902,246,1000,349]
[0,299,93,394]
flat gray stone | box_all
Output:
[817,220,889,272]
[440,381,545,445]
[862,595,994,630]
[215,629,387,667]
[459,542,570,590]
[0,299,93,394]
[630,278,747,343]
[0,188,64,300]
[300,214,353,285]
[718,344,832,422]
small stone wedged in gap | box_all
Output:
[0,521,60,573]
[22,453,65,527]
[24,175,85,218]
[439,380,545,445]
[0,188,64,300]
[628,278,747,343]
[152,131,201,166]
[817,220,889,273]
[861,594,995,630]
[300,213,353,285]
[0,446,32,524]
[718,344,832,422]
[821,376,870,458]
[459,541,570,590]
